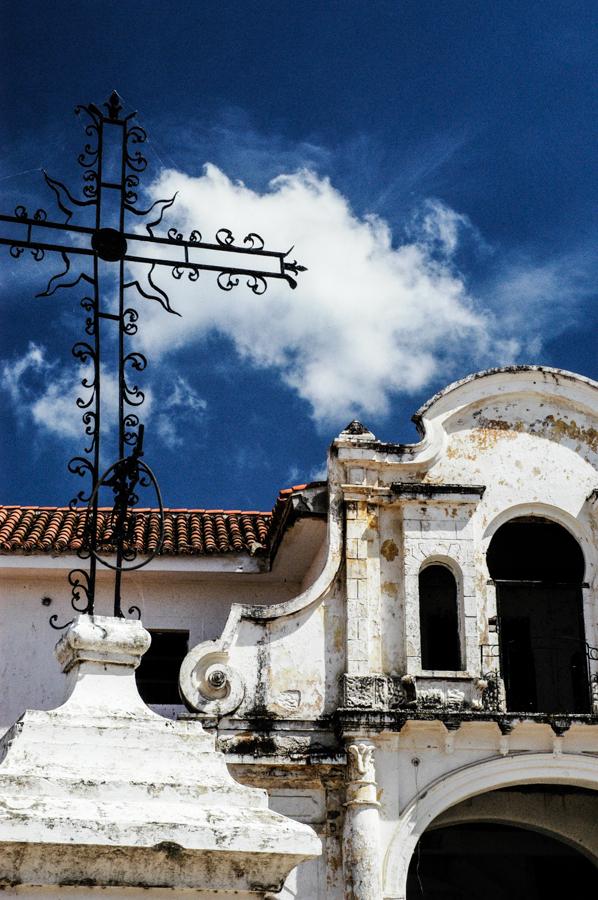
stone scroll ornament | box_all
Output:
[0,92,306,626]
[178,640,245,717]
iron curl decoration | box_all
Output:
[125,122,148,173]
[75,118,100,169]
[124,173,140,206]
[123,352,148,408]
[246,274,267,296]
[82,170,98,199]
[122,308,139,335]
[72,342,97,410]
[81,297,96,336]
[243,232,265,250]
[67,457,94,509]
[216,228,235,247]
[48,567,93,630]
[217,271,240,292]
[82,411,97,454]
[69,568,93,613]
[123,413,141,446]
[49,613,75,631]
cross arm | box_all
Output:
[0,212,306,291]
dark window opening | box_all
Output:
[135,629,189,705]
[406,822,598,899]
[487,517,584,583]
[419,564,461,671]
[487,517,589,714]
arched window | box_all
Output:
[487,516,588,714]
[419,564,461,671]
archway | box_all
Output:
[486,516,589,713]
[383,753,598,899]
[406,821,598,898]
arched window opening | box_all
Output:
[487,517,589,714]
[406,822,598,899]
[419,564,461,671]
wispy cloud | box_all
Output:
[155,375,207,449]
[0,342,123,440]
[0,342,208,458]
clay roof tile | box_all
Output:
[0,481,326,559]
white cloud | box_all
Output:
[131,165,491,423]
[0,342,148,445]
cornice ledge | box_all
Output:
[390,482,486,503]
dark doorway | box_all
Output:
[406,822,598,899]
[486,518,589,714]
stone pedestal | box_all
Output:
[342,740,381,900]
[0,615,320,895]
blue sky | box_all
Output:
[1,0,597,511]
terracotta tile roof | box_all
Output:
[0,483,326,557]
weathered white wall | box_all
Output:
[0,560,312,731]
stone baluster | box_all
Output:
[342,740,381,900]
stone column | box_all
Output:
[342,739,381,900]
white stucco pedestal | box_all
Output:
[0,615,320,897]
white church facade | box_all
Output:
[0,365,597,897]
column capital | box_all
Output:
[345,739,380,807]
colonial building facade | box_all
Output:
[1,365,597,897]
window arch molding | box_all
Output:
[418,557,464,673]
[419,555,464,588]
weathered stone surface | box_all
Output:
[0,615,320,893]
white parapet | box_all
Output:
[0,614,320,895]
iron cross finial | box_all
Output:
[0,93,307,626]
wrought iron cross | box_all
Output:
[0,92,306,626]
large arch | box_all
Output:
[383,753,598,899]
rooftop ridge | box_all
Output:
[0,482,327,557]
